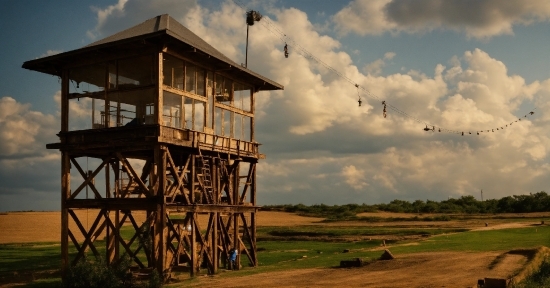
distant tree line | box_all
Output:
[262,191,550,219]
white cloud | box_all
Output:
[8,0,550,210]
[88,0,198,40]
[333,0,550,39]
[341,165,368,190]
[364,52,396,76]
[0,97,57,157]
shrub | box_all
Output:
[517,258,550,288]
[63,256,162,288]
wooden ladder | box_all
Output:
[197,149,214,203]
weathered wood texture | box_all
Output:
[58,143,258,279]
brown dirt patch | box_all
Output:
[184,251,527,288]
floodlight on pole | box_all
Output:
[245,10,262,68]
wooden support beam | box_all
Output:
[154,145,167,278]
[116,152,151,197]
[69,157,107,200]
[66,198,158,210]
[61,151,70,278]
[212,212,219,273]
[166,204,258,213]
[70,209,105,265]
[190,212,197,277]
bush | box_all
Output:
[63,256,162,288]
[517,258,550,288]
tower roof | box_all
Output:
[23,14,283,91]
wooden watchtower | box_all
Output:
[22,14,282,280]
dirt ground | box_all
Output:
[186,251,526,288]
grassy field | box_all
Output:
[0,211,549,287]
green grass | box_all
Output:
[391,225,550,254]
[252,225,550,273]
[0,242,63,286]
[257,225,467,239]
[2,225,550,287]
[0,243,60,273]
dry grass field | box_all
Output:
[0,210,548,287]
[0,211,323,244]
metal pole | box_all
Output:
[245,25,249,68]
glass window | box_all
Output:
[215,107,222,136]
[234,114,242,140]
[196,68,205,96]
[241,86,252,112]
[195,101,205,131]
[215,75,232,104]
[108,61,116,90]
[118,55,153,89]
[163,91,183,128]
[233,82,251,112]
[184,98,193,129]
[224,110,232,137]
[244,116,251,141]
[69,63,105,94]
[185,64,196,93]
[163,54,183,89]
[105,88,155,126]
[206,71,213,128]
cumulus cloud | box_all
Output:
[87,0,198,40]
[246,4,548,204]
[333,0,550,38]
[5,0,549,211]
[341,165,368,189]
[0,97,57,157]
[0,95,60,211]
[364,52,396,76]
[141,1,548,204]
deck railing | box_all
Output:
[192,131,259,157]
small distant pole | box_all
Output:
[481,189,483,201]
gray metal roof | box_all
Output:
[23,14,283,91]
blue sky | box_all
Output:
[1,0,550,211]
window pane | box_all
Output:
[108,61,116,90]
[233,82,252,112]
[109,88,155,126]
[110,92,137,127]
[215,107,222,136]
[118,55,153,89]
[224,110,231,137]
[234,114,242,140]
[215,75,232,104]
[184,98,193,129]
[241,86,252,112]
[206,71,213,128]
[163,54,183,89]
[196,68,205,96]
[185,64,196,93]
[195,101,205,131]
[244,116,251,141]
[234,83,243,110]
[163,91,183,128]
[69,63,105,94]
